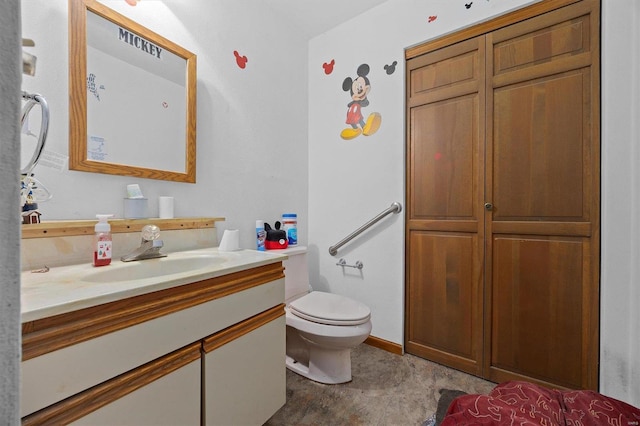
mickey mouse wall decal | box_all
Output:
[340,64,382,140]
[233,50,248,69]
[384,61,397,75]
[323,59,335,75]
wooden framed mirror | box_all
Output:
[69,0,197,183]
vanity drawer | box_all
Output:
[73,350,201,426]
[23,342,202,425]
[21,264,284,417]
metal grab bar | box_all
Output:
[329,202,402,256]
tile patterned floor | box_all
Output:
[265,343,495,425]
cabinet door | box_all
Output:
[405,36,486,376]
[203,306,285,426]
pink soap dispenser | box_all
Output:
[93,214,113,267]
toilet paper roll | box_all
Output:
[158,196,174,219]
[219,229,240,251]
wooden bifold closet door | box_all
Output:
[405,0,600,390]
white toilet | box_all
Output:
[282,246,372,384]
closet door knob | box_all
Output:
[484,203,493,211]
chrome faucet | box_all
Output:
[121,224,167,262]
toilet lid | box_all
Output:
[289,291,371,326]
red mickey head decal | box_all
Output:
[233,50,248,69]
[322,59,335,75]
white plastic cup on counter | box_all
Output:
[123,198,148,219]
[158,196,174,219]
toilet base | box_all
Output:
[283,295,372,385]
[285,345,352,384]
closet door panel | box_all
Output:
[409,37,481,104]
[492,70,589,220]
[486,0,599,389]
[492,12,591,82]
[406,231,482,373]
[410,97,477,219]
[406,36,485,376]
[490,235,586,389]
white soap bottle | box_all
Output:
[93,214,113,267]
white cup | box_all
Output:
[123,198,148,219]
[158,196,174,219]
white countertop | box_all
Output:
[21,248,287,323]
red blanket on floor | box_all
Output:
[441,381,640,426]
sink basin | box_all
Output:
[82,255,225,283]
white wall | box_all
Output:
[600,0,640,407]
[20,0,309,250]
[308,0,640,407]
[0,0,22,421]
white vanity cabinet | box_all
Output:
[21,261,286,425]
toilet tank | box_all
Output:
[280,246,310,302]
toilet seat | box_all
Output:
[289,291,370,326]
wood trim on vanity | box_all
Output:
[22,341,202,426]
[202,304,285,354]
[21,217,224,239]
[22,263,285,361]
